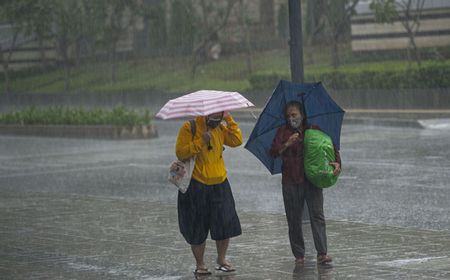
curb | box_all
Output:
[342,117,424,128]
[0,124,158,139]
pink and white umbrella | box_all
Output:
[155,90,255,120]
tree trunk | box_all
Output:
[58,35,71,92]
[64,62,70,92]
[409,33,421,67]
[398,0,423,68]
[240,0,253,74]
[260,0,275,35]
[75,37,82,67]
[63,48,70,93]
[1,33,18,95]
[306,0,315,64]
[0,45,9,95]
[110,42,117,83]
[191,0,237,79]
[38,36,47,69]
[331,34,340,68]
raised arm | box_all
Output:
[175,121,205,160]
[222,115,243,147]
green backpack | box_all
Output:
[304,129,339,188]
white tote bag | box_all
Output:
[168,157,195,193]
[167,120,197,193]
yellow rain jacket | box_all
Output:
[175,115,243,185]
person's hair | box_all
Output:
[284,101,304,118]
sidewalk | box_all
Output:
[1,191,449,279]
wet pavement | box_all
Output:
[1,117,450,279]
[1,192,449,279]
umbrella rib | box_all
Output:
[253,112,285,136]
[307,110,345,119]
[250,126,284,140]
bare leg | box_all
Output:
[191,242,207,269]
[216,238,235,272]
[216,238,229,265]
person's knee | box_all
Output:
[311,213,325,224]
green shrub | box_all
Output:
[249,72,289,91]
[0,106,152,126]
[249,62,450,90]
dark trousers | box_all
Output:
[282,179,327,258]
[178,178,241,245]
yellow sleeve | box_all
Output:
[175,121,205,160]
[222,116,243,147]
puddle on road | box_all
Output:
[375,256,448,268]
[418,119,450,129]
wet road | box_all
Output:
[1,119,450,231]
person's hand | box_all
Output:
[202,131,212,143]
[285,133,300,147]
[329,162,341,175]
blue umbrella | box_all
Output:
[244,80,345,175]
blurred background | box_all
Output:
[0,0,449,112]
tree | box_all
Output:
[0,0,38,94]
[0,33,18,95]
[304,0,326,46]
[191,0,238,78]
[73,0,108,66]
[277,3,289,41]
[303,0,359,68]
[324,0,360,68]
[52,0,88,92]
[142,0,168,55]
[168,0,196,55]
[12,0,54,69]
[370,0,425,66]
[260,0,275,36]
[239,0,253,74]
[101,0,141,84]
[304,0,327,64]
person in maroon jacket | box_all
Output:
[270,101,341,265]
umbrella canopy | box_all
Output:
[244,80,345,175]
[155,90,254,120]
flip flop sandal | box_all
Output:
[215,264,236,273]
[193,268,212,276]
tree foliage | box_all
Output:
[370,0,426,66]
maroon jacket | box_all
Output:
[270,124,341,185]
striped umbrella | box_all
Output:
[155,90,255,120]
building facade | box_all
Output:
[351,0,450,52]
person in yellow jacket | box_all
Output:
[176,111,242,276]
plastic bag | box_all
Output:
[304,129,338,188]
[168,157,195,193]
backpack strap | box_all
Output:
[189,119,196,140]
